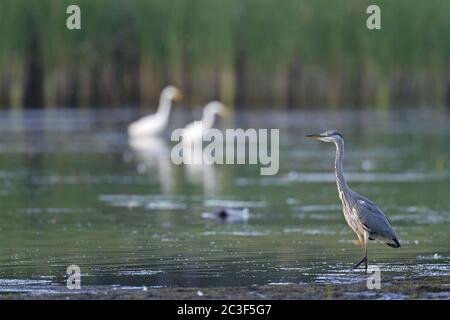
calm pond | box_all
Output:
[0,108,448,296]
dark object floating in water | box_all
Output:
[202,207,250,223]
[217,209,228,219]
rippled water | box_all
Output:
[0,108,448,296]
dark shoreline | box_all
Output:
[1,275,449,300]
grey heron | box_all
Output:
[306,130,400,271]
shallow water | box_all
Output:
[0,108,449,296]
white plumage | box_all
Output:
[128,86,182,138]
[181,101,226,146]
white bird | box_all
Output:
[181,101,226,146]
[128,86,182,138]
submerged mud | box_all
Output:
[1,275,448,300]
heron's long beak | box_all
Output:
[173,89,183,102]
[305,133,321,138]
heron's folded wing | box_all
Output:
[353,199,394,238]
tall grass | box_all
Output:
[0,0,448,109]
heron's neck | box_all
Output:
[334,139,350,202]
[202,110,216,130]
[156,96,172,119]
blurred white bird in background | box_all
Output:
[179,101,228,196]
[181,101,227,146]
[128,85,182,138]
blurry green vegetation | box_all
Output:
[0,0,449,109]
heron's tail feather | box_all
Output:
[386,237,400,248]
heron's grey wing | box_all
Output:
[352,198,396,240]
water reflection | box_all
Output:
[128,136,175,195]
[128,136,224,196]
[0,109,448,294]
[184,162,220,196]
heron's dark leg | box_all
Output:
[351,256,366,270]
[351,232,368,272]
[363,231,368,273]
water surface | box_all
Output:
[0,108,448,296]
